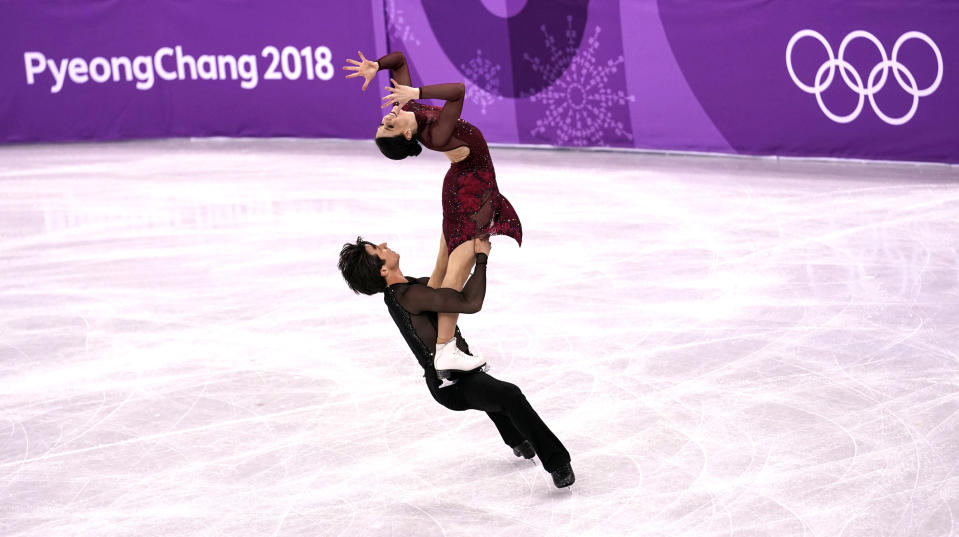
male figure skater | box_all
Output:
[337,236,574,488]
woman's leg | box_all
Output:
[436,239,477,344]
[427,233,448,289]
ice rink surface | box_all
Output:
[1,138,958,536]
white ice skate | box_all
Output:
[434,337,487,388]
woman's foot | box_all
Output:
[434,337,486,372]
[434,337,486,387]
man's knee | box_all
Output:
[498,382,525,404]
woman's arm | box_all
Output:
[375,51,412,87]
[376,65,466,146]
[420,83,465,146]
[342,50,411,91]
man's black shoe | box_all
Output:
[551,463,575,488]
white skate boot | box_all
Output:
[434,337,487,388]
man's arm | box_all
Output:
[401,253,488,314]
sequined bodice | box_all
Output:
[405,101,493,170]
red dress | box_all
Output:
[403,99,523,255]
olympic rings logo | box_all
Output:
[786,30,943,125]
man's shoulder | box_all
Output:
[384,278,422,303]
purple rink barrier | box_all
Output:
[2,1,957,164]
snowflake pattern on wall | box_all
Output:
[523,17,634,146]
[385,0,420,46]
[460,50,503,115]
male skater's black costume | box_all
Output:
[383,252,572,475]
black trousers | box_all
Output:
[426,371,571,473]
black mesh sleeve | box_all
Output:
[399,254,487,314]
[376,51,411,87]
[419,83,465,147]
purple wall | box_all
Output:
[2,1,387,142]
[2,1,957,163]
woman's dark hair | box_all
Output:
[338,236,387,295]
[375,134,422,160]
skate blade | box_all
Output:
[436,364,487,380]
[437,378,458,389]
[435,363,489,389]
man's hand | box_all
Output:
[473,235,491,256]
[342,51,378,91]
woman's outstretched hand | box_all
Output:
[382,78,419,108]
[342,51,378,91]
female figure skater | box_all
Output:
[343,50,522,383]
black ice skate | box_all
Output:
[511,440,535,459]
[551,463,575,488]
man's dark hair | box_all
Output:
[338,236,388,295]
[375,134,422,160]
